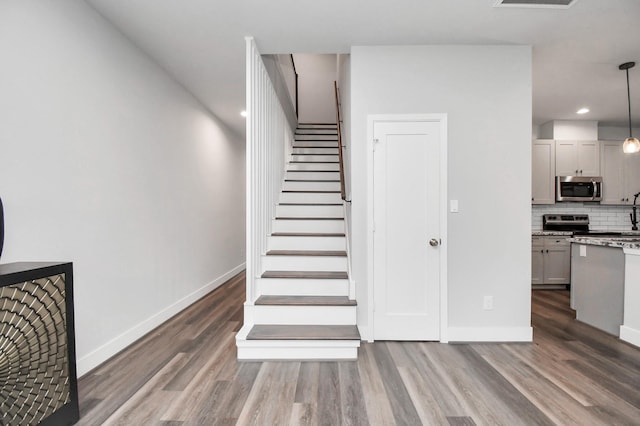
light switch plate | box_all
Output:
[580,245,586,257]
[450,200,459,213]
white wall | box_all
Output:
[293,54,337,123]
[351,45,532,340]
[0,1,245,375]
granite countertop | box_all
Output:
[532,231,573,236]
[568,236,640,249]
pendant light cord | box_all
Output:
[627,68,633,138]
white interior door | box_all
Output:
[373,119,442,340]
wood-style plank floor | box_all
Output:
[77,274,640,425]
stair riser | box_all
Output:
[296,126,338,134]
[295,134,337,141]
[279,192,342,204]
[297,123,337,128]
[272,219,344,233]
[268,236,346,251]
[275,204,343,217]
[252,305,356,325]
[287,163,339,171]
[256,278,349,297]
[237,344,358,361]
[290,155,339,163]
[261,255,347,272]
[292,148,339,155]
[285,171,340,181]
[293,141,338,148]
[283,181,341,192]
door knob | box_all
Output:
[429,238,440,247]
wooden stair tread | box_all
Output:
[281,190,340,193]
[279,204,342,208]
[275,217,343,220]
[261,271,348,279]
[285,179,340,182]
[255,295,356,306]
[289,161,339,164]
[247,325,360,340]
[271,232,345,237]
[266,250,347,257]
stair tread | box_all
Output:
[276,217,344,220]
[266,250,347,257]
[281,190,341,193]
[285,180,340,182]
[247,325,360,340]
[262,271,348,279]
[279,205,342,208]
[271,232,345,237]
[255,295,356,306]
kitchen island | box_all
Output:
[569,236,640,348]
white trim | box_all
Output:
[620,325,640,348]
[366,113,448,342]
[447,326,533,342]
[77,263,245,377]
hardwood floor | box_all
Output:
[77,275,640,425]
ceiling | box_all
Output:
[86,0,640,138]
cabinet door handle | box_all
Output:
[541,249,544,253]
[546,249,549,253]
[575,169,579,174]
[580,169,583,174]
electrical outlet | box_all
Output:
[483,296,493,310]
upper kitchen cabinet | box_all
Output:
[601,141,640,205]
[532,140,555,204]
[555,140,600,176]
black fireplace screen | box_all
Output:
[0,274,71,425]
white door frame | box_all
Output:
[366,113,448,342]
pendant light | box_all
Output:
[620,62,640,154]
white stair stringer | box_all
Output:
[238,122,360,361]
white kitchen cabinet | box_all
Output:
[531,237,545,284]
[532,236,571,286]
[600,141,640,205]
[532,140,556,204]
[555,140,599,177]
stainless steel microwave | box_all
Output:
[556,176,602,202]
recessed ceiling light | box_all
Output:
[576,108,589,114]
[240,110,247,117]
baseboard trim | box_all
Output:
[447,326,533,342]
[620,325,640,348]
[77,262,245,377]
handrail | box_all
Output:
[334,81,347,201]
[291,54,299,119]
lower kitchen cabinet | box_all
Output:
[532,236,571,286]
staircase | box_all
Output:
[236,123,360,360]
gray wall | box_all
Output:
[350,45,532,340]
[0,0,245,375]
[294,54,337,123]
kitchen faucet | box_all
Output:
[631,191,640,231]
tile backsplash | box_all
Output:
[532,204,637,231]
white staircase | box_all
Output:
[236,123,360,360]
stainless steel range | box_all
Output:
[542,214,625,236]
[542,214,589,233]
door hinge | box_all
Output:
[373,138,379,152]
